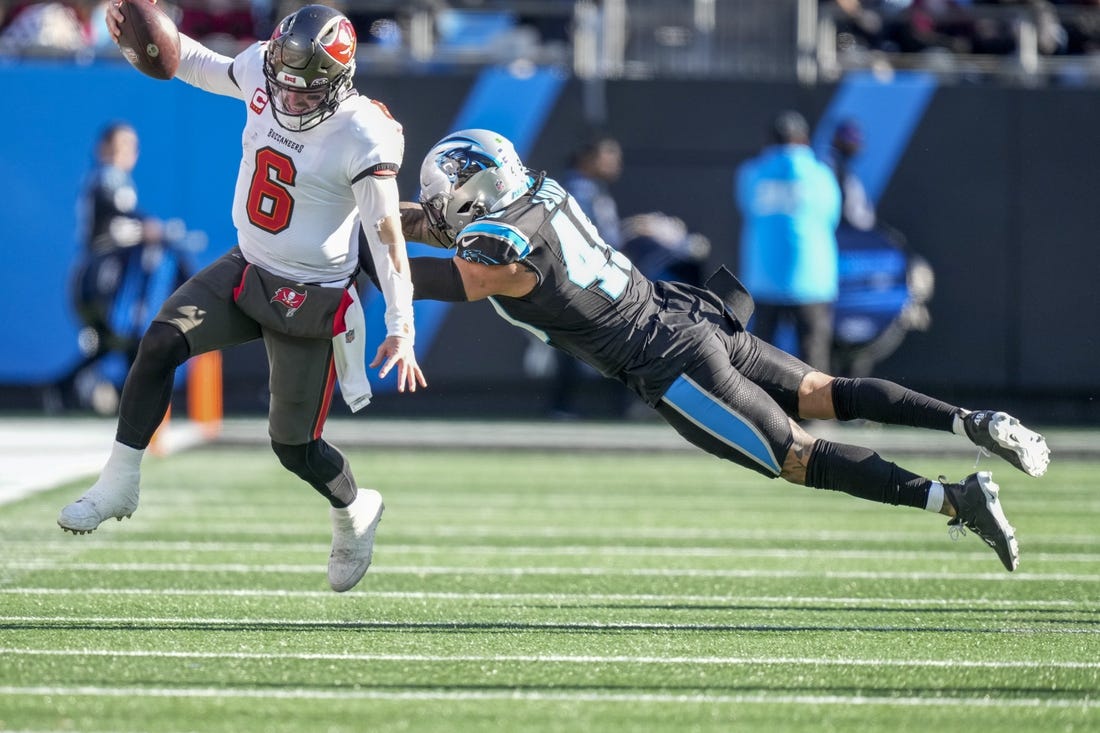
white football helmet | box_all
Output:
[419,129,531,245]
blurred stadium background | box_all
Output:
[2,0,1100,423]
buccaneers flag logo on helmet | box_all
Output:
[326,19,356,66]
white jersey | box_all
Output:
[177,40,404,284]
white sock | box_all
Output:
[103,441,144,476]
[951,411,969,436]
[925,481,945,513]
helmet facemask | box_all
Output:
[263,5,357,132]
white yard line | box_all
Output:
[0,685,1094,708]
[10,539,1100,563]
[4,648,1099,669]
[3,560,1099,582]
[4,615,1098,635]
[14,522,1094,545]
[0,587,1093,608]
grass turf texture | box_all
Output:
[0,446,1097,732]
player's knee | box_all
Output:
[135,322,190,371]
[271,439,312,480]
[270,438,341,482]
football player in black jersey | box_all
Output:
[387,129,1050,573]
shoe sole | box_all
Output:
[990,413,1050,478]
[58,510,135,535]
[974,472,1019,572]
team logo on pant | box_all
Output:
[271,287,307,317]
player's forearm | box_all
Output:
[399,202,451,248]
[370,217,415,339]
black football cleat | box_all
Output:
[943,471,1019,572]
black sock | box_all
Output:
[805,439,932,509]
[831,377,957,431]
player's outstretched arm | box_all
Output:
[174,34,242,98]
[408,257,469,302]
[453,257,537,300]
[368,213,426,393]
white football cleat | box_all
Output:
[57,474,140,534]
[328,488,384,592]
[963,410,1050,478]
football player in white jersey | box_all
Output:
[57,4,425,593]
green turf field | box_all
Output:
[1,445,1097,732]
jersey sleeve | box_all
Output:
[346,97,404,185]
[175,34,246,99]
[355,175,414,339]
[351,174,400,229]
[455,219,533,266]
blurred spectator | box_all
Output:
[736,111,842,372]
[0,0,96,56]
[964,1,1019,56]
[344,0,445,53]
[828,0,890,53]
[53,122,202,414]
[517,0,573,46]
[1057,0,1100,56]
[816,118,935,378]
[178,0,256,53]
[562,135,624,250]
[620,212,710,286]
[972,0,1067,55]
[889,0,977,54]
[541,134,625,419]
[1031,0,1070,54]
[824,0,1079,61]
[822,118,877,231]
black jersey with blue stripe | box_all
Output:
[453,175,726,404]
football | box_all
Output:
[116,0,180,80]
